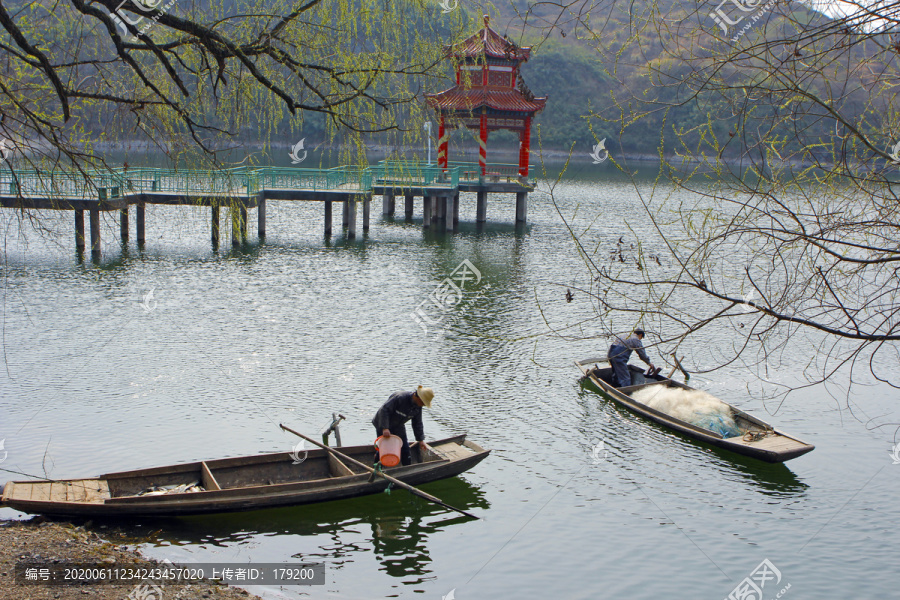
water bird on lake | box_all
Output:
[566,289,574,303]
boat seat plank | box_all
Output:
[726,434,807,451]
[7,482,23,501]
[431,443,471,461]
[50,482,68,502]
[201,462,222,491]
[67,481,87,502]
[328,454,354,477]
[82,480,111,503]
[32,483,51,501]
[0,482,15,502]
[415,445,443,463]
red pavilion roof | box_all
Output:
[446,16,533,62]
[425,87,546,114]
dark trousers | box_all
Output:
[373,425,412,466]
[608,344,632,387]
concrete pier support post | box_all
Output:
[423,195,432,228]
[453,192,460,227]
[231,206,240,247]
[239,207,248,241]
[89,206,101,259]
[437,195,447,220]
[447,195,457,232]
[515,191,528,223]
[347,196,357,239]
[363,193,371,232]
[342,198,350,228]
[430,197,440,226]
[211,202,220,248]
[404,194,414,220]
[382,190,395,216]
[136,203,146,246]
[324,201,333,236]
[258,196,266,238]
[476,190,487,223]
[120,207,129,243]
[441,197,451,232]
[75,210,85,251]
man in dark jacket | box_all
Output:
[607,329,655,387]
[372,385,434,466]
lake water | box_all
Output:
[1,159,897,599]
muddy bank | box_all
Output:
[0,518,262,600]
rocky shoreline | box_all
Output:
[0,518,262,600]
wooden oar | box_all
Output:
[667,353,690,381]
[279,424,480,520]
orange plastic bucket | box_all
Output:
[374,435,402,467]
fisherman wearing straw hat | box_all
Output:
[372,385,434,466]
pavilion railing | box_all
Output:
[449,162,533,183]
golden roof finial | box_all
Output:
[483,14,490,27]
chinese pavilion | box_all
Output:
[425,16,547,178]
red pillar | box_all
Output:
[519,116,532,178]
[438,115,448,170]
[479,110,488,176]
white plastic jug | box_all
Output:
[375,435,402,467]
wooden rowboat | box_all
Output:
[576,358,814,463]
[0,434,489,517]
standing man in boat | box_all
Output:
[373,385,434,466]
[607,329,655,387]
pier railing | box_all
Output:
[1,169,124,199]
[254,166,372,193]
[373,161,460,189]
[2,161,536,202]
[114,167,260,197]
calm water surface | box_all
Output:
[1,162,897,599]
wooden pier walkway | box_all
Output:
[0,161,534,259]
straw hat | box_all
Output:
[416,385,434,408]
